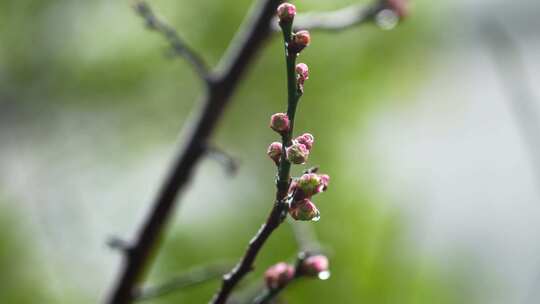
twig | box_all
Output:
[206,145,240,176]
[133,0,210,82]
[133,262,232,301]
[281,2,385,32]
[210,15,303,304]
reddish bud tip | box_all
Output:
[270,113,290,133]
[301,255,329,277]
[289,30,311,54]
[289,199,320,221]
[296,63,309,81]
[277,3,296,24]
[286,142,309,165]
[265,262,295,289]
[387,0,409,18]
[267,142,283,165]
[294,133,314,150]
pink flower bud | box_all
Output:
[301,255,329,277]
[289,30,311,54]
[387,0,409,18]
[264,262,295,289]
[296,63,309,81]
[294,133,314,150]
[318,174,330,193]
[289,199,320,221]
[276,3,296,24]
[286,142,309,165]
[267,142,283,165]
[296,63,309,92]
[270,113,290,133]
[296,173,321,198]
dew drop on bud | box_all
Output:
[311,213,321,222]
[318,270,331,280]
[375,9,399,30]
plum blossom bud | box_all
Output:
[289,199,320,221]
[270,113,290,133]
[289,30,311,54]
[277,3,296,24]
[264,262,295,289]
[387,0,409,18]
[294,133,314,150]
[267,142,283,165]
[296,63,309,92]
[297,173,321,197]
[301,255,329,277]
[286,142,309,165]
[318,174,330,192]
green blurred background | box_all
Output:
[2,0,540,303]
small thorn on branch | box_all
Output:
[132,0,211,83]
[205,145,240,176]
[107,236,133,254]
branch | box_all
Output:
[133,0,210,82]
[106,1,282,303]
[133,262,231,301]
[281,2,385,32]
[210,15,303,304]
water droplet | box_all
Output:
[311,211,321,222]
[318,271,331,280]
[375,9,399,30]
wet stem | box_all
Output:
[277,21,302,200]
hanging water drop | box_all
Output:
[318,270,331,280]
[375,9,399,30]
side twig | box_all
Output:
[290,2,384,32]
[133,0,210,82]
[133,262,232,301]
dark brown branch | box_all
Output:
[133,0,210,82]
[133,262,232,301]
[106,1,282,303]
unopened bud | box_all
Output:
[296,173,321,198]
[277,3,296,24]
[296,63,309,92]
[267,142,283,165]
[318,174,330,192]
[270,113,290,133]
[289,199,320,221]
[264,262,295,289]
[301,255,329,277]
[387,0,409,18]
[286,142,309,165]
[294,133,314,150]
[289,30,311,54]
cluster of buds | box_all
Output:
[264,254,330,289]
[286,133,314,165]
[289,172,329,221]
[277,3,311,55]
[264,262,295,289]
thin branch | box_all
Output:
[133,262,232,301]
[281,2,385,32]
[133,0,210,82]
[206,145,240,176]
[210,16,303,304]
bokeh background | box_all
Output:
[1,0,540,303]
